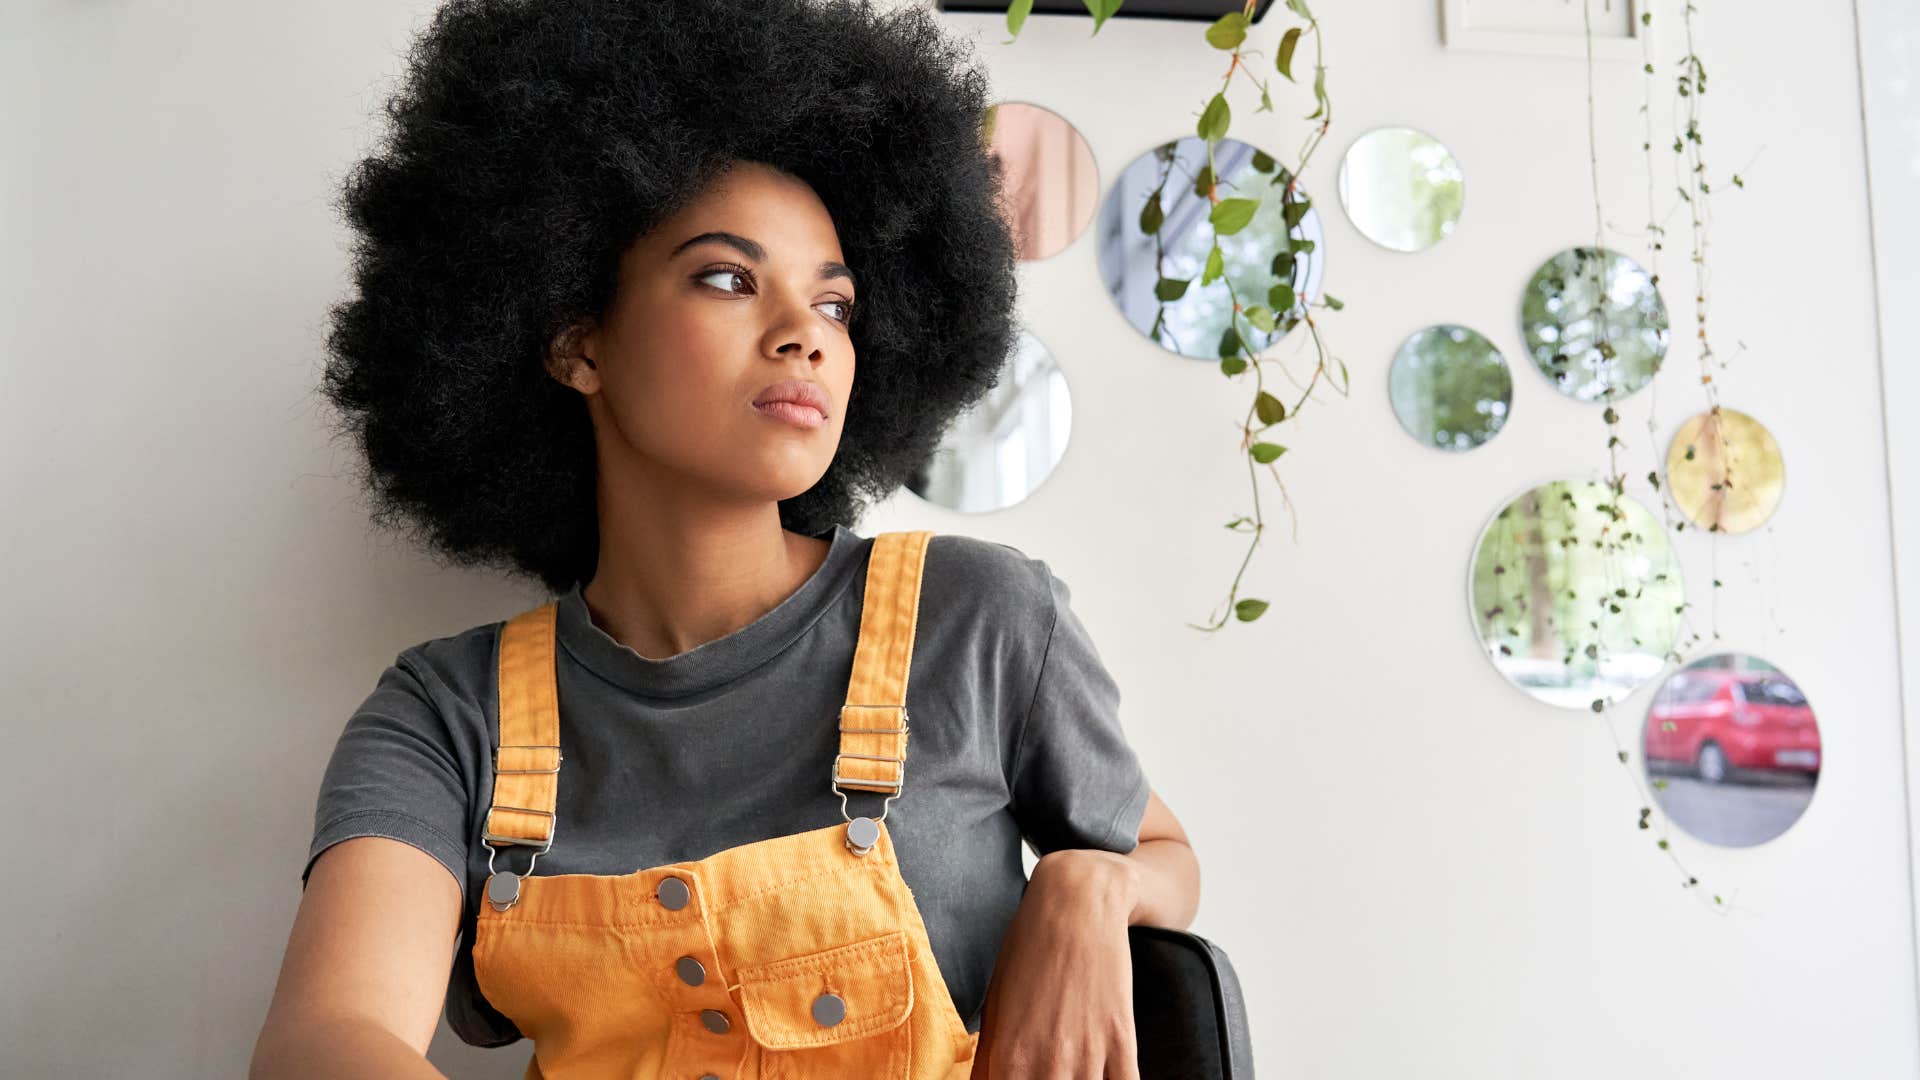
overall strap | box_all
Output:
[833,530,935,802]
[482,528,934,855]
[486,601,563,851]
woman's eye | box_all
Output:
[821,299,855,323]
[696,268,751,294]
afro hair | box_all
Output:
[319,0,1019,594]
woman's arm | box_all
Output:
[1036,786,1200,929]
[249,837,462,1079]
[974,788,1200,1079]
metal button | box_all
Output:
[845,816,880,856]
[700,1008,731,1034]
[812,992,847,1027]
[656,875,691,910]
[485,872,520,910]
[676,956,706,986]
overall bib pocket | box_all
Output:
[736,928,916,1079]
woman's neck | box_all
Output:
[579,499,831,661]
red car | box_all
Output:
[1645,669,1821,783]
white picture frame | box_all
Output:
[1440,0,1649,61]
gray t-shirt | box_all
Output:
[302,523,1152,1046]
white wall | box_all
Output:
[3,0,1911,1076]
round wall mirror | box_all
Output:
[907,327,1071,512]
[1665,407,1786,533]
[1388,324,1511,451]
[1097,135,1326,362]
[1519,246,1669,402]
[1337,125,1464,253]
[982,101,1100,262]
[1469,480,1686,708]
[1644,652,1820,847]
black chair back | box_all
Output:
[1130,926,1254,1078]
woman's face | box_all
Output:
[554,160,856,509]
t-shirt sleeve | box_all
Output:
[1007,563,1152,858]
[302,650,471,893]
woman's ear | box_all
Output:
[545,321,600,394]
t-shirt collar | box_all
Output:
[554,522,865,699]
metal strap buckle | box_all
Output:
[832,705,908,822]
[482,803,557,854]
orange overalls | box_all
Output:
[471,530,981,1079]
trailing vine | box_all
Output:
[1007,0,1346,633]
[1579,0,1779,910]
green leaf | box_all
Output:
[1083,0,1124,34]
[1153,277,1191,302]
[1217,324,1242,358]
[1197,92,1231,142]
[1291,237,1316,254]
[1251,149,1276,173]
[1255,390,1286,423]
[1138,192,1164,235]
[1277,26,1301,80]
[1210,197,1259,235]
[1006,0,1034,37]
[1205,12,1248,50]
[1285,0,1313,17]
[1282,196,1313,228]
[1202,245,1225,285]
[1220,355,1248,376]
[1268,282,1296,311]
[1191,164,1216,200]
[1306,64,1327,120]
[1244,305,1277,334]
[1270,251,1296,278]
[1249,441,1287,463]
[1234,598,1270,622]
[1323,293,1344,311]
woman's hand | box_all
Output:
[973,849,1139,1080]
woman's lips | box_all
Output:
[753,400,826,429]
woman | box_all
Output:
[252,1,1200,1077]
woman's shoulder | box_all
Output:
[381,613,514,713]
[921,531,1052,597]
[911,531,1061,647]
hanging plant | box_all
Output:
[1577,0,1769,909]
[1005,0,1346,633]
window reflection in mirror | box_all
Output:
[907,328,1071,513]
[1097,135,1326,362]
[1337,125,1464,253]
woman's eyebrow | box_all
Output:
[671,230,856,288]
